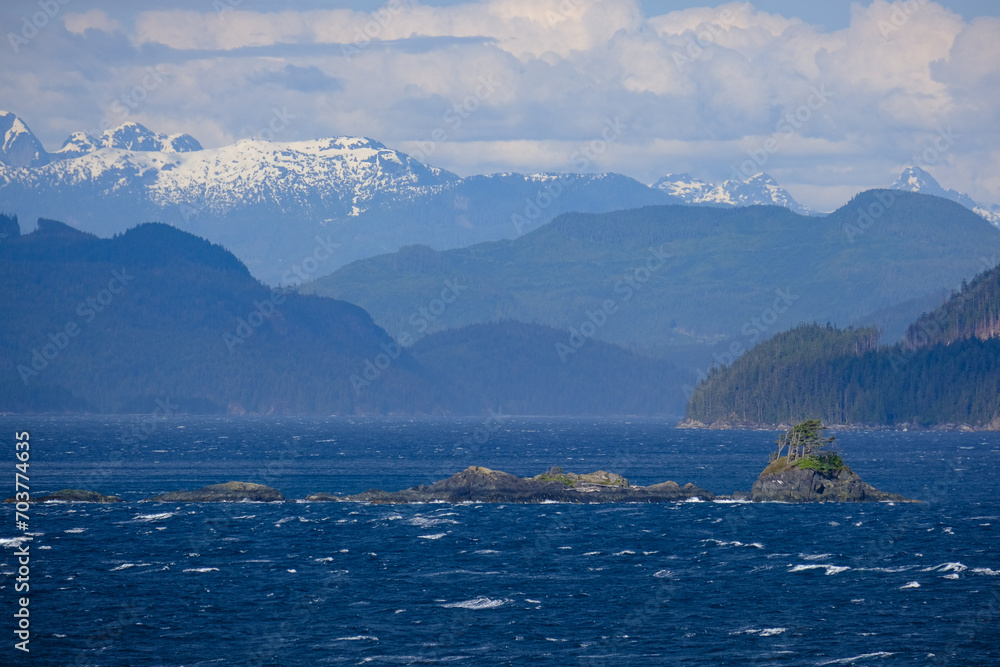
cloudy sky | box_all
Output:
[3,0,999,211]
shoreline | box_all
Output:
[677,418,1000,433]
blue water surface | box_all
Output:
[1,416,998,666]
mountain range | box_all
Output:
[0,214,689,416]
[303,192,1000,372]
[4,110,997,284]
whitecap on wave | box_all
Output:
[921,562,967,574]
[789,564,850,576]
[900,581,920,589]
[732,627,787,637]
[0,537,32,548]
[132,513,174,522]
[109,563,152,572]
[972,567,1000,576]
[64,528,87,534]
[441,597,510,610]
[817,652,894,665]
[705,539,765,549]
[408,516,459,528]
[418,533,446,540]
[856,565,915,573]
[335,636,378,641]
[183,567,219,573]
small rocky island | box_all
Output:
[143,481,285,503]
[3,489,125,503]
[749,420,915,503]
[9,426,915,505]
[306,466,714,503]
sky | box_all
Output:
[2,0,999,211]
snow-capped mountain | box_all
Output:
[0,111,48,167]
[890,166,1000,226]
[54,122,203,158]
[651,172,817,216]
[0,112,456,221]
[0,112,668,281]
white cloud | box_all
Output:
[5,0,1000,210]
[63,9,123,35]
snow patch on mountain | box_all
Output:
[891,166,1000,226]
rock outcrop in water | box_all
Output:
[305,466,714,503]
[746,419,915,503]
[750,456,914,503]
[144,481,284,502]
[3,489,125,503]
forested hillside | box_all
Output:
[305,191,1000,363]
[0,214,442,414]
[0,215,687,416]
[687,263,1000,428]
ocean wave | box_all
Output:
[109,563,145,571]
[900,581,920,589]
[64,528,87,534]
[972,568,1000,576]
[856,566,916,573]
[654,570,676,579]
[132,513,175,522]
[921,562,967,574]
[733,627,787,637]
[183,567,219,573]
[418,533,446,540]
[705,539,765,549]
[817,652,894,665]
[335,635,378,641]
[800,553,833,561]
[0,537,32,548]
[408,516,459,528]
[789,564,850,576]
[441,597,510,610]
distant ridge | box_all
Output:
[6,110,997,285]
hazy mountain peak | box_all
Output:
[0,110,49,167]
[55,131,100,157]
[890,166,1000,226]
[651,171,815,215]
[96,122,203,153]
[892,165,940,192]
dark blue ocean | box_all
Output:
[2,416,999,666]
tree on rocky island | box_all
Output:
[772,419,843,475]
